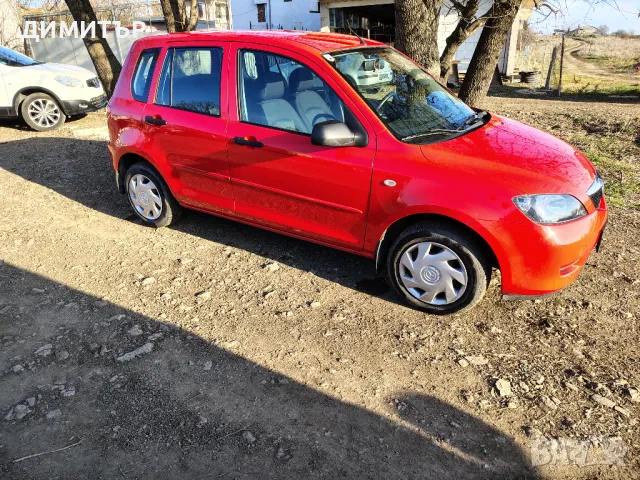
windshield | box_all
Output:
[0,46,39,67]
[328,47,476,142]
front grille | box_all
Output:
[587,176,605,209]
[90,95,106,107]
[86,77,101,88]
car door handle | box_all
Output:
[233,136,263,148]
[144,115,167,126]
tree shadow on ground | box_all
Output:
[0,136,420,306]
[485,86,640,104]
[0,263,539,479]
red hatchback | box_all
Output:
[107,31,607,314]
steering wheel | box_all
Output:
[376,91,397,113]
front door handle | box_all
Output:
[233,136,263,148]
[144,115,167,126]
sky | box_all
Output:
[531,0,640,33]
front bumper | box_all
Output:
[61,94,107,116]
[492,201,608,296]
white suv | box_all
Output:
[0,45,106,131]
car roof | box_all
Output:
[134,30,385,55]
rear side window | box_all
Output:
[131,48,160,102]
[155,47,223,117]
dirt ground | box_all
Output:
[1,94,639,479]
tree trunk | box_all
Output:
[457,0,521,105]
[395,0,442,76]
[439,0,486,81]
[187,0,199,30]
[159,0,178,33]
[64,0,122,98]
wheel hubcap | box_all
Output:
[128,174,162,220]
[398,241,468,305]
[28,99,60,128]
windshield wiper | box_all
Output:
[457,110,488,130]
[401,129,461,142]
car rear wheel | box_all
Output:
[21,93,66,132]
[125,163,182,228]
[387,222,491,315]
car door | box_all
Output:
[141,41,233,215]
[0,65,10,112]
[226,44,376,250]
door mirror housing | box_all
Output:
[311,120,366,148]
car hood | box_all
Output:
[28,62,96,80]
[420,114,597,196]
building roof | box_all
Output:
[134,29,384,53]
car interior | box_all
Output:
[239,50,345,134]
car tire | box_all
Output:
[21,93,66,132]
[387,222,491,315]
[125,163,182,228]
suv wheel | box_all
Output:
[125,163,182,228]
[387,222,491,315]
[21,93,66,131]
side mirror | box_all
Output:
[311,120,357,147]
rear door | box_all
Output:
[226,43,376,250]
[142,41,233,214]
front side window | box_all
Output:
[0,46,39,67]
[155,47,223,116]
[328,47,476,142]
[238,49,346,134]
[131,48,159,102]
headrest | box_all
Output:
[289,67,321,93]
[255,73,285,101]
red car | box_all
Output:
[107,31,607,314]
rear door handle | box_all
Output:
[144,115,167,126]
[233,136,263,148]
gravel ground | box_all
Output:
[0,96,639,479]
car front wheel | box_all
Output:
[387,222,491,315]
[21,93,66,131]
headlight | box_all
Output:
[513,194,587,224]
[54,75,83,88]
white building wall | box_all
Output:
[231,0,320,31]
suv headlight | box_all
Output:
[54,75,83,88]
[513,194,587,224]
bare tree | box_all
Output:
[395,0,443,76]
[64,0,121,96]
[159,0,199,33]
[457,0,522,105]
[439,0,491,81]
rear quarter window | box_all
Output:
[131,48,160,102]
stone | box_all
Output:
[25,397,36,407]
[46,409,62,419]
[540,395,557,410]
[12,364,24,373]
[34,344,53,357]
[591,394,616,409]
[263,262,280,272]
[466,355,489,366]
[141,277,156,286]
[203,360,213,371]
[61,386,76,397]
[310,301,322,309]
[625,387,640,403]
[147,332,163,341]
[457,358,469,368]
[56,351,70,361]
[195,290,211,301]
[32,288,46,293]
[495,379,512,397]
[116,342,154,362]
[614,406,631,417]
[127,325,143,336]
[242,430,257,443]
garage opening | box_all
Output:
[329,4,395,44]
